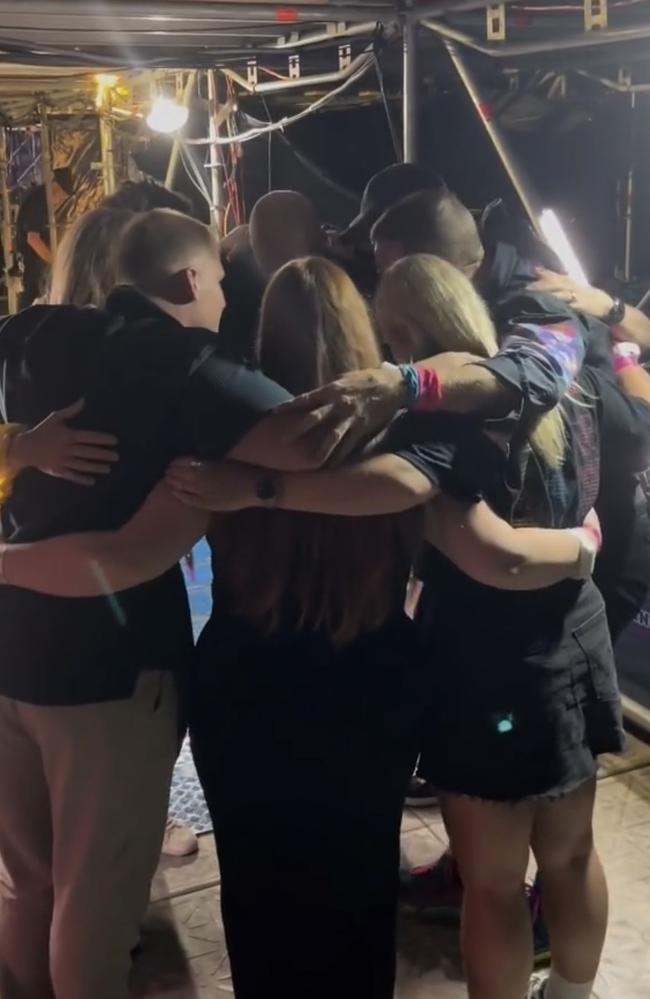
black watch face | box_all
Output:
[256,476,276,503]
[609,298,626,325]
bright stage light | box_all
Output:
[146,96,189,134]
[539,209,588,285]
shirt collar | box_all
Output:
[105,285,181,328]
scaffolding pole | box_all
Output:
[618,77,636,283]
[206,69,225,234]
[39,104,58,256]
[98,102,116,197]
[0,128,18,314]
[165,70,198,190]
[444,41,541,233]
[402,17,418,162]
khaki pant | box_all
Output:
[0,670,179,999]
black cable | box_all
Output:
[372,44,402,162]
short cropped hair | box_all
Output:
[103,179,192,216]
[371,190,483,271]
[118,209,218,296]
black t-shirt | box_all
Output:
[16,186,49,296]
[588,369,650,613]
[0,288,290,706]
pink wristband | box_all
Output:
[613,342,641,374]
[415,368,443,412]
[581,523,602,551]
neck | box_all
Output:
[146,295,197,329]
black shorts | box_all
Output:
[416,579,625,802]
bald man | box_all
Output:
[249,190,327,278]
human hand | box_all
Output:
[272,366,408,465]
[165,457,258,512]
[527,268,613,321]
[9,399,119,486]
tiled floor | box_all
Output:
[137,746,650,999]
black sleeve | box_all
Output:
[582,366,650,473]
[379,412,503,503]
[173,353,292,458]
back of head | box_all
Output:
[214,256,415,645]
[249,191,324,277]
[102,179,192,216]
[118,209,223,330]
[49,207,134,308]
[376,254,565,468]
[256,256,381,394]
[372,189,484,275]
[345,163,446,243]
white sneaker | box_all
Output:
[161,817,199,857]
[527,971,549,999]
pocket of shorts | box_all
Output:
[571,608,618,702]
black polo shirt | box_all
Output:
[0,288,290,705]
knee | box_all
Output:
[535,825,595,875]
[457,858,528,900]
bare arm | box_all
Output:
[228,409,342,471]
[425,495,584,590]
[26,232,52,264]
[528,269,650,351]
[167,453,440,516]
[1,483,208,596]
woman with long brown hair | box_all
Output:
[0,253,602,998]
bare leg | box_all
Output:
[442,794,535,999]
[531,778,607,986]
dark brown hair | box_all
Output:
[211,257,415,645]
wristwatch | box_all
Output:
[604,296,626,327]
[255,473,281,508]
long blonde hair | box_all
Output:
[49,207,134,307]
[211,257,415,645]
[375,254,566,468]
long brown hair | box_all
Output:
[49,207,134,307]
[211,257,414,645]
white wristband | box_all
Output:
[567,528,598,579]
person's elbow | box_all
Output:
[458,545,532,590]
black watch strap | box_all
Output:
[255,473,281,508]
[605,296,626,327]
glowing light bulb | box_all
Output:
[539,209,588,286]
[146,96,189,134]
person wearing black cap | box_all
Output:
[343,162,447,246]
[16,166,73,308]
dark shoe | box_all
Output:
[399,851,463,921]
[404,775,439,807]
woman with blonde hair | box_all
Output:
[373,254,622,999]
[0,253,604,998]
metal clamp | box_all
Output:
[585,0,608,31]
[486,4,506,41]
[246,59,258,87]
[338,43,352,71]
[288,54,301,80]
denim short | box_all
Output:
[416,579,625,803]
